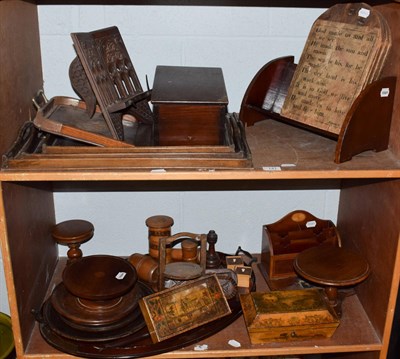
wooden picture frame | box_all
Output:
[139,274,231,343]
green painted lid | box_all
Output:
[0,313,14,359]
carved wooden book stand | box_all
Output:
[240,56,396,163]
[33,26,154,147]
[240,3,396,163]
[70,26,154,141]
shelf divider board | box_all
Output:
[0,1,43,156]
[337,178,400,359]
[0,182,57,357]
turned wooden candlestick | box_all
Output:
[206,230,221,269]
[52,219,94,261]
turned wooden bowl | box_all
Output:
[62,255,138,301]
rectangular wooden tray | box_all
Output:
[2,98,252,171]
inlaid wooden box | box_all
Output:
[152,65,228,146]
[139,274,231,343]
[240,288,339,344]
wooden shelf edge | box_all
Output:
[33,0,395,6]
[1,168,400,182]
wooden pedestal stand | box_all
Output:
[294,243,370,318]
[51,219,94,262]
[240,56,396,163]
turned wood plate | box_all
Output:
[58,306,142,333]
[62,255,138,301]
[41,281,153,343]
[51,282,142,327]
[39,294,243,358]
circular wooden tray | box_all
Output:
[62,255,137,301]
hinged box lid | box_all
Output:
[240,288,339,343]
[151,65,228,105]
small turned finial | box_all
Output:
[52,219,94,261]
[206,230,221,269]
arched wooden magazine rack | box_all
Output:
[239,56,396,163]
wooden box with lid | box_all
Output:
[151,65,229,146]
[240,288,340,344]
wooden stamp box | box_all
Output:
[152,65,228,146]
[240,288,339,344]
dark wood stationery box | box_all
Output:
[240,288,339,344]
[259,210,340,289]
[151,65,229,146]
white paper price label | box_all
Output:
[116,272,127,280]
[358,8,370,18]
[380,88,390,98]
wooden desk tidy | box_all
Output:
[260,210,340,290]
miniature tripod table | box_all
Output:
[293,243,370,317]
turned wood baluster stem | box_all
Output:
[206,230,221,269]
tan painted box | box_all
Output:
[240,289,339,344]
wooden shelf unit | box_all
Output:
[1,1,400,359]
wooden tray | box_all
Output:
[37,287,244,358]
[33,96,141,148]
[3,113,252,170]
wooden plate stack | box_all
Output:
[42,255,152,342]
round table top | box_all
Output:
[52,219,94,245]
[63,255,137,301]
[294,244,370,287]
